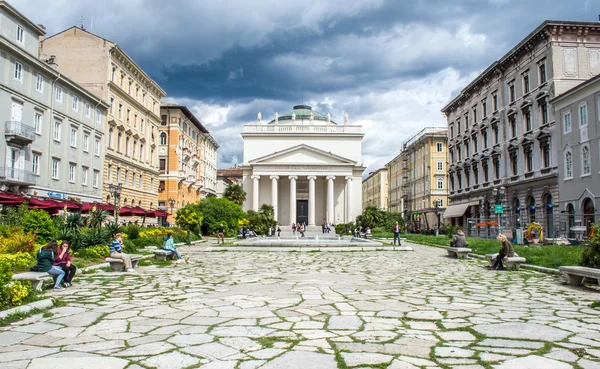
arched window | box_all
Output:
[565,151,573,179]
[159,132,167,145]
[582,145,591,175]
[437,177,444,190]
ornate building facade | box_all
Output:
[362,168,388,211]
[442,21,600,239]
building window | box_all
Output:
[437,177,443,190]
[437,142,443,152]
[116,168,121,183]
[450,126,454,138]
[473,137,478,153]
[465,171,470,187]
[465,141,470,157]
[70,128,77,147]
[565,151,573,179]
[52,158,59,179]
[492,92,498,111]
[458,120,461,133]
[542,143,550,168]
[32,153,40,175]
[94,138,100,156]
[53,120,61,141]
[563,112,571,133]
[134,114,138,128]
[510,115,517,138]
[523,72,530,94]
[580,103,588,127]
[16,25,24,43]
[82,167,89,185]
[482,99,487,117]
[539,62,547,84]
[108,129,113,149]
[35,73,44,93]
[494,158,500,179]
[525,148,533,172]
[159,180,165,192]
[117,133,122,152]
[511,153,518,175]
[55,85,63,102]
[84,102,91,117]
[159,158,166,172]
[125,137,130,155]
[161,115,168,126]
[483,130,488,149]
[126,109,131,124]
[450,150,455,163]
[472,106,478,124]
[110,97,114,114]
[541,103,548,125]
[118,103,123,119]
[93,170,99,188]
[107,164,112,182]
[14,61,22,81]
[96,109,102,124]
[139,175,143,189]
[437,161,443,171]
[83,134,89,152]
[140,144,144,161]
[582,145,591,175]
[473,167,479,185]
[133,140,136,157]
[69,163,76,183]
[34,112,42,134]
[483,163,489,182]
[509,83,515,103]
[525,110,532,132]
[72,96,79,111]
[140,118,144,131]
[160,132,167,145]
[457,173,462,189]
[493,125,499,144]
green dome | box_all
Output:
[269,105,336,124]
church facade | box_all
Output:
[241,105,365,228]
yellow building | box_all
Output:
[385,153,404,213]
[158,104,217,223]
[362,168,388,211]
[400,128,449,232]
[40,27,166,212]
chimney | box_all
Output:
[46,55,58,70]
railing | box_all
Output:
[0,167,36,184]
[5,121,35,141]
[244,124,362,134]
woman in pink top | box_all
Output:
[54,240,76,287]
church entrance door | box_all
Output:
[297,200,308,225]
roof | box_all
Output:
[269,105,336,125]
[0,1,46,36]
[550,73,600,105]
[161,104,208,133]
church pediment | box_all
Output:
[249,144,357,166]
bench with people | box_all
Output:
[446,228,472,258]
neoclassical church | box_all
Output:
[241,105,365,229]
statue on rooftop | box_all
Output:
[309,111,314,123]
[327,112,331,123]
[344,112,349,124]
[257,111,262,123]
[292,112,296,122]
[275,112,279,122]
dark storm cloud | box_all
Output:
[12,0,598,172]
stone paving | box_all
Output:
[1,242,600,368]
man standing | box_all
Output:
[393,221,402,246]
[217,224,225,244]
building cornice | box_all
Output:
[108,81,161,122]
[110,45,166,99]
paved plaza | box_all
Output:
[1,242,600,369]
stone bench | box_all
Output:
[446,247,472,259]
[12,272,53,291]
[559,266,600,286]
[153,250,175,261]
[105,254,142,272]
[485,253,526,270]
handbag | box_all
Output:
[449,241,454,247]
[30,265,40,272]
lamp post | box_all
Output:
[492,186,506,236]
[168,198,175,227]
[107,183,122,224]
[434,199,441,237]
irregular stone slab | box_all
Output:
[0,347,59,362]
[117,342,175,357]
[219,337,262,352]
[12,322,63,334]
[260,351,337,369]
[438,331,476,341]
[388,360,420,369]
[168,334,214,346]
[406,311,443,320]
[199,361,237,369]
[0,332,32,347]
[64,340,125,353]
[210,326,275,338]
[578,358,600,369]
[472,323,570,342]
[435,347,475,358]
[28,356,129,369]
[182,342,243,361]
[328,316,362,330]
[239,360,267,369]
[495,355,573,369]
[478,339,544,349]
[249,348,285,359]
[141,351,200,369]
[341,352,393,366]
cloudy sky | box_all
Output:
[15,0,598,174]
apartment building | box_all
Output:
[202,133,219,197]
[159,104,215,223]
[0,1,108,202]
[39,26,166,210]
[552,74,600,238]
[399,127,448,231]
[361,167,388,211]
[442,21,600,239]
[385,152,404,213]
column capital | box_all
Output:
[307,175,317,181]
[345,176,353,181]
[269,175,279,180]
[251,175,261,180]
[326,175,336,181]
[288,175,298,180]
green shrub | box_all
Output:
[21,209,58,243]
[0,203,27,227]
[0,253,34,308]
[74,245,109,260]
[124,224,141,240]
[197,197,245,236]
[122,239,138,253]
[581,224,600,268]
[0,228,36,256]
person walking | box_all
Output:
[54,240,76,287]
[292,223,296,236]
[37,241,66,291]
[217,224,225,244]
[277,226,281,237]
[452,229,468,248]
[490,234,515,270]
[392,221,402,245]
[299,223,305,238]
[110,233,135,272]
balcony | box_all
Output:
[185,175,196,184]
[0,167,36,185]
[5,121,35,145]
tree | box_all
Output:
[358,206,384,229]
[21,209,58,243]
[223,183,247,206]
[176,205,204,238]
[197,197,245,236]
[581,223,600,268]
[247,204,277,235]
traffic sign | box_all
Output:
[494,205,504,214]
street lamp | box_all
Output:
[434,199,441,237]
[168,198,175,227]
[108,183,122,223]
[492,186,506,236]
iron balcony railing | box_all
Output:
[5,121,35,141]
[0,167,36,184]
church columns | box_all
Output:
[251,175,260,211]
[326,176,335,224]
[289,176,297,225]
[270,176,279,222]
[345,176,353,222]
[307,175,316,226]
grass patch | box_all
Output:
[42,312,53,318]
[255,336,278,348]
[396,234,584,269]
[138,259,172,268]
[0,298,66,327]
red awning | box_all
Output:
[81,202,114,212]
[28,197,61,208]
[145,209,168,218]
[120,206,146,216]
[0,192,24,204]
